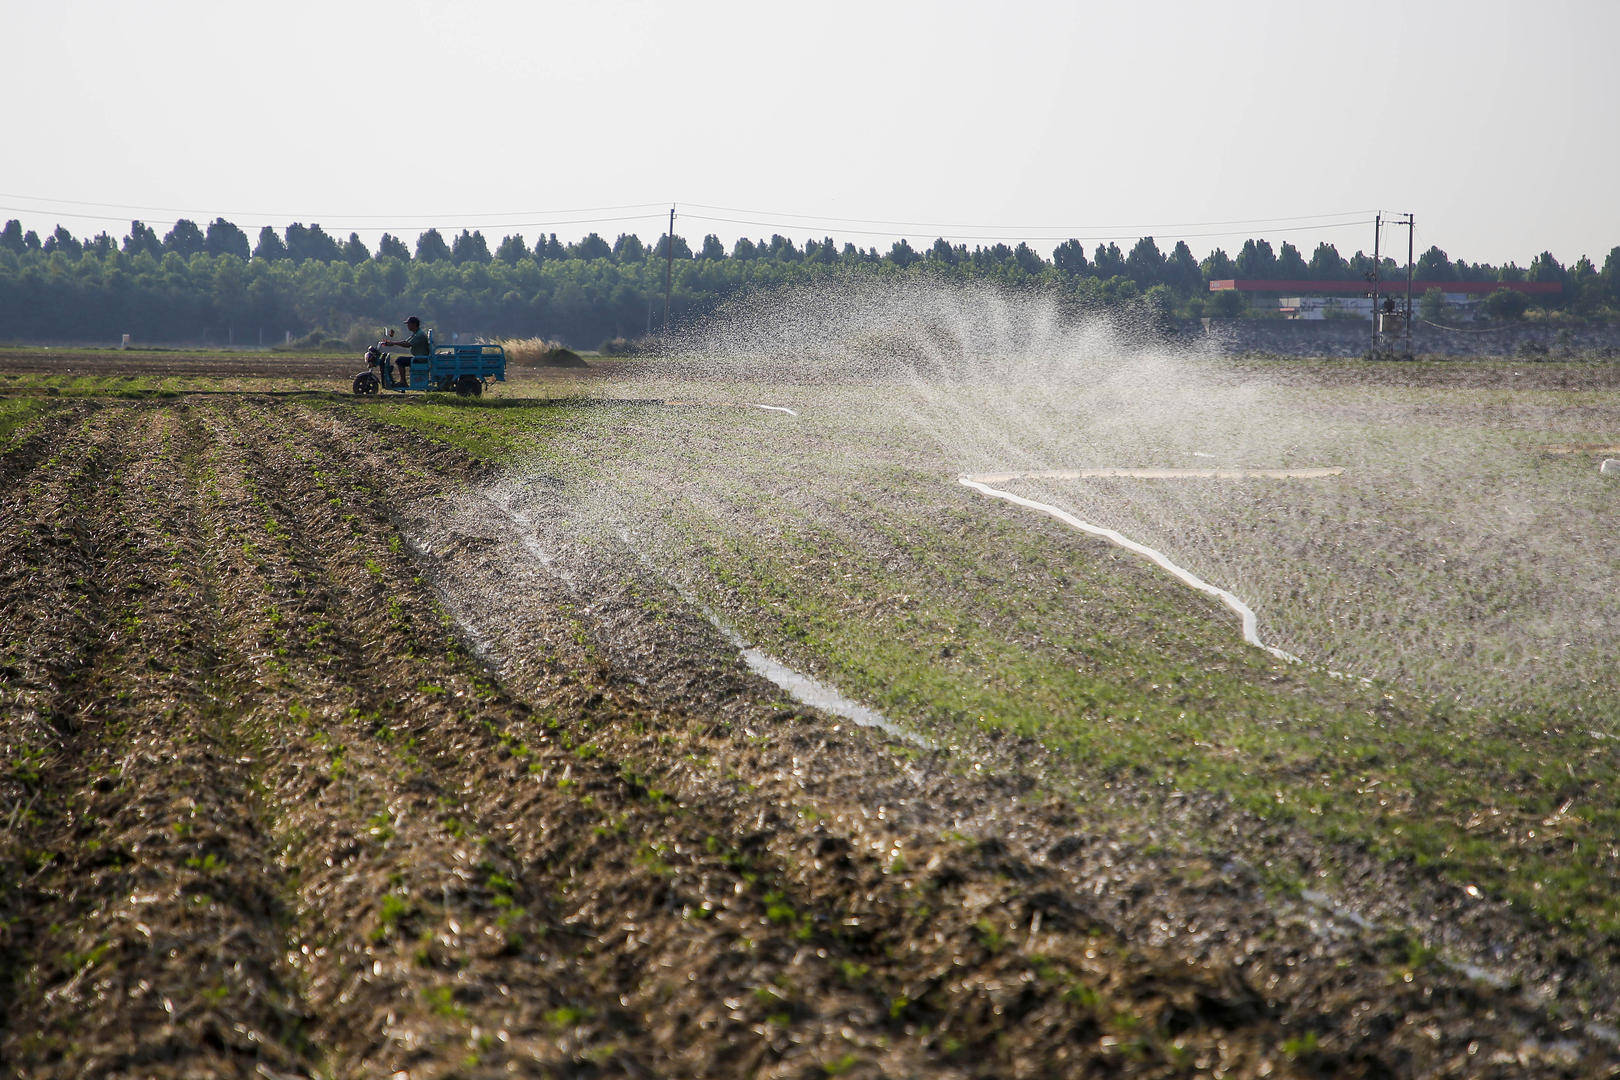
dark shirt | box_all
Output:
[405,328,430,356]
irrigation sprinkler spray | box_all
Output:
[537,275,1619,715]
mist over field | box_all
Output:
[2,287,1619,1074]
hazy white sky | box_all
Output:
[6,0,1616,267]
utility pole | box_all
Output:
[1369,213,1381,355]
[663,205,675,332]
[1398,211,1415,358]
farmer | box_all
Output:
[379,316,430,385]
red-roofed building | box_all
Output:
[1208,279,1559,319]
[1207,279,1560,295]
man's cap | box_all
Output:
[405,315,421,325]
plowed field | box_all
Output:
[1,356,1617,1077]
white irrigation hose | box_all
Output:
[736,400,1298,662]
[660,399,800,416]
[968,467,1344,483]
[958,476,1300,663]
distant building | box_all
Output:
[1208,279,1560,320]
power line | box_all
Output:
[0,205,670,233]
[2,190,1379,243]
[0,192,670,222]
[682,211,1376,244]
[681,202,1378,234]
[2,194,1377,250]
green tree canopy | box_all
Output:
[536,233,566,261]
[1418,287,1448,322]
[1568,255,1603,313]
[1125,236,1164,287]
[124,220,163,257]
[1164,241,1201,293]
[1,209,1610,347]
[612,233,645,261]
[452,229,492,264]
[164,219,206,257]
[1527,250,1567,288]
[1143,283,1176,329]
[1207,288,1247,316]
[805,237,839,264]
[656,233,693,260]
[1234,238,1277,278]
[1200,247,1236,280]
[254,226,289,261]
[1414,245,1456,281]
[46,226,84,257]
[569,232,611,260]
[1092,242,1126,278]
[414,229,451,262]
[974,243,1014,271]
[1274,242,1308,279]
[205,218,251,259]
[1307,242,1350,280]
[1052,239,1087,275]
[1347,250,1379,280]
[495,234,531,263]
[1601,246,1620,306]
[765,234,798,262]
[1013,242,1045,274]
[285,223,342,262]
[1481,287,1530,320]
[376,233,411,261]
[341,232,370,264]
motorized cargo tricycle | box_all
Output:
[352,330,506,396]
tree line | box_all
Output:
[2,217,1616,348]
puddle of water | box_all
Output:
[402,531,511,668]
[1300,888,1375,931]
[738,646,930,747]
[431,492,929,748]
[1301,888,1527,996]
[1450,960,1512,990]
[607,525,930,747]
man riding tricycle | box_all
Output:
[352,314,507,397]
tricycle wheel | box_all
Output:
[353,371,379,395]
[455,375,483,397]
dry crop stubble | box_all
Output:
[1,405,317,1075]
[362,355,1620,977]
[0,382,1615,1077]
[337,395,1618,1074]
[295,400,1296,1077]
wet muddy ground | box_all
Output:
[1,368,1617,1076]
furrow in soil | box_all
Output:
[2,403,318,1078]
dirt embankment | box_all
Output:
[0,395,1613,1078]
[0,349,350,378]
